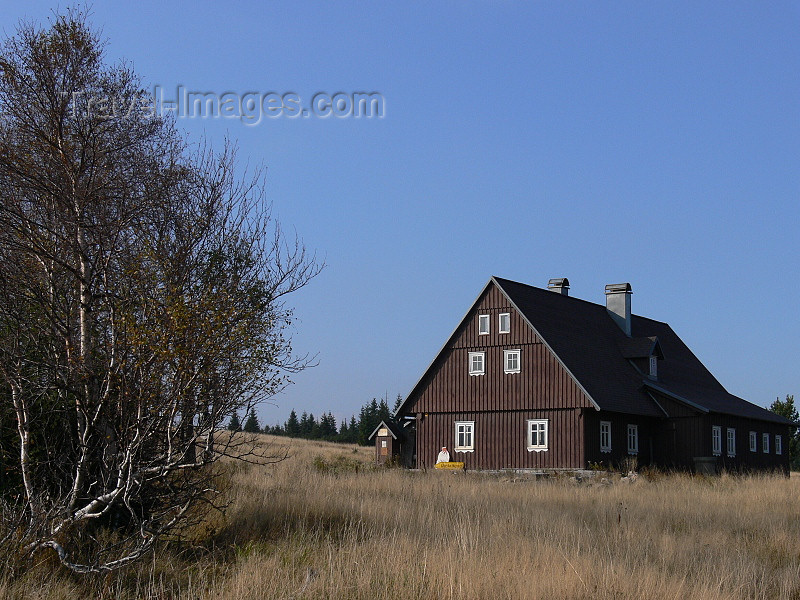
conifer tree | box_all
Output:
[243,409,261,433]
[285,409,300,438]
[228,413,242,431]
[393,393,404,414]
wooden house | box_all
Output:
[393,277,791,473]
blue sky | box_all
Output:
[3,2,798,427]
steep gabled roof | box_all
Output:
[397,276,790,425]
[493,277,661,417]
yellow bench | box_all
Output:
[434,461,465,470]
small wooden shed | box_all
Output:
[368,420,405,465]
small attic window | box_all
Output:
[649,356,658,378]
[499,313,510,334]
[478,314,490,335]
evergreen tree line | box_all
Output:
[228,394,403,446]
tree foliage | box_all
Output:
[770,394,799,469]
[268,395,400,445]
[0,10,320,573]
[227,413,242,432]
[243,410,261,434]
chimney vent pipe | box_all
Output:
[605,283,632,336]
[547,278,570,296]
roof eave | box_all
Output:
[643,381,710,414]
[367,419,399,441]
[393,278,497,418]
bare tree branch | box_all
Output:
[0,8,321,574]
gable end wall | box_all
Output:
[410,284,595,414]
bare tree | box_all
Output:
[0,9,321,573]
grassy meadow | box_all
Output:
[2,434,799,599]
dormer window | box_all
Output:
[649,355,658,379]
[478,314,490,335]
[499,313,510,334]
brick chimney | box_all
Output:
[547,278,570,296]
[605,283,632,336]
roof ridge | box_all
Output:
[492,276,671,326]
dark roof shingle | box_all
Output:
[493,276,790,425]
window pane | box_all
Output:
[479,315,489,334]
[627,425,638,453]
[499,313,510,333]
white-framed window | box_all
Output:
[627,424,638,454]
[726,428,736,457]
[775,435,782,455]
[504,349,521,374]
[711,426,721,456]
[649,356,658,378]
[600,421,612,453]
[763,433,770,454]
[468,352,485,376]
[499,312,510,334]
[478,314,490,335]
[749,431,757,452]
[381,440,387,448]
[455,421,474,452]
[527,419,548,452]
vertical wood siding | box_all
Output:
[583,411,656,468]
[408,283,595,470]
[703,415,789,474]
[416,409,584,470]
[582,405,790,473]
[413,285,594,414]
[374,435,397,465]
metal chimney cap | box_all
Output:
[605,283,632,294]
[548,278,570,288]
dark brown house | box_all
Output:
[393,277,791,473]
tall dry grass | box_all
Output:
[2,434,799,599]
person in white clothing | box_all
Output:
[436,446,450,464]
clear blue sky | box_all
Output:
[3,2,798,427]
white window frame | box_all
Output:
[478,314,490,335]
[763,432,770,454]
[504,349,521,374]
[726,428,736,457]
[527,419,548,452]
[600,421,612,453]
[455,421,474,452]
[468,352,485,376]
[649,356,658,378]
[775,435,782,455]
[627,424,639,455]
[498,312,510,334]
[749,431,757,452]
[381,440,387,448]
[711,426,721,456]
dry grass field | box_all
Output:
[2,434,799,600]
